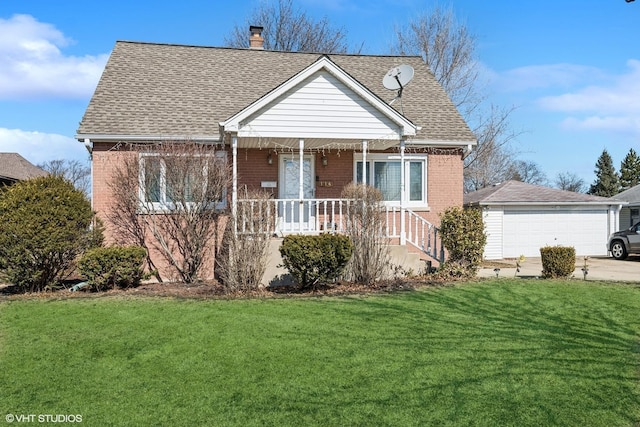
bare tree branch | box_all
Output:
[392,6,525,192]
[108,142,232,283]
[224,0,357,53]
[39,159,91,197]
[391,4,481,115]
[555,172,587,193]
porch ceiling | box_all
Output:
[235,137,400,151]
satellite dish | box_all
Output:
[382,64,414,113]
[383,64,414,91]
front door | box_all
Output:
[279,155,315,232]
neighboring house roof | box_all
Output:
[464,180,623,206]
[0,153,48,182]
[77,41,475,145]
[613,183,640,205]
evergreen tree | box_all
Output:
[588,149,620,197]
[619,148,640,190]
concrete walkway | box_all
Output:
[478,255,640,282]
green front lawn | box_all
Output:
[1,280,639,426]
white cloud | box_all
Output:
[536,60,640,136]
[538,60,640,114]
[0,128,89,165]
[0,14,108,100]
[560,115,640,135]
[495,63,605,92]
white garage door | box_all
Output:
[502,209,609,258]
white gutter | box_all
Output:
[468,201,628,207]
[75,134,221,142]
[406,139,477,148]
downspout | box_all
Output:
[400,140,406,245]
[612,204,622,234]
[83,139,93,209]
[462,143,473,159]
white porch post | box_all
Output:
[400,139,406,245]
[298,138,304,232]
[361,140,368,185]
[232,134,238,224]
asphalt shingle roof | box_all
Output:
[77,41,475,143]
[464,180,621,206]
[0,153,47,182]
[613,183,640,204]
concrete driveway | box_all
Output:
[478,255,640,282]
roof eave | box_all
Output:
[408,138,477,147]
[468,201,628,207]
[76,134,222,142]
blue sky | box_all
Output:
[0,0,638,187]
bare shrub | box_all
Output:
[341,183,390,285]
[217,189,273,292]
[108,142,231,283]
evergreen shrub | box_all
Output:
[78,246,148,291]
[279,234,353,289]
[437,206,487,279]
[540,246,576,278]
[0,176,94,291]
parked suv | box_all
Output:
[608,222,640,260]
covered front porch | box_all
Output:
[229,136,445,263]
[219,55,455,263]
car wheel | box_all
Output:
[610,240,628,260]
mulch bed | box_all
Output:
[1,276,458,301]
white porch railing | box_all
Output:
[403,209,445,262]
[236,198,445,262]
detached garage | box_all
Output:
[464,181,624,260]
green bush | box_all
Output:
[540,246,576,278]
[0,176,94,292]
[437,206,487,279]
[78,246,148,291]
[279,234,353,289]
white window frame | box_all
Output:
[139,151,227,212]
[354,153,428,208]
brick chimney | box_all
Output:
[249,26,264,50]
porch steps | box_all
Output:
[261,239,429,287]
[388,245,429,276]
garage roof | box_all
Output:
[613,183,640,205]
[464,180,624,206]
[0,153,48,183]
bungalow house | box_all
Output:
[613,183,640,229]
[0,153,47,186]
[76,28,476,279]
[464,180,624,259]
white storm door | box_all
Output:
[279,155,315,231]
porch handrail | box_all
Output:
[403,209,445,263]
[236,198,445,262]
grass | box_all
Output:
[1,280,639,426]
